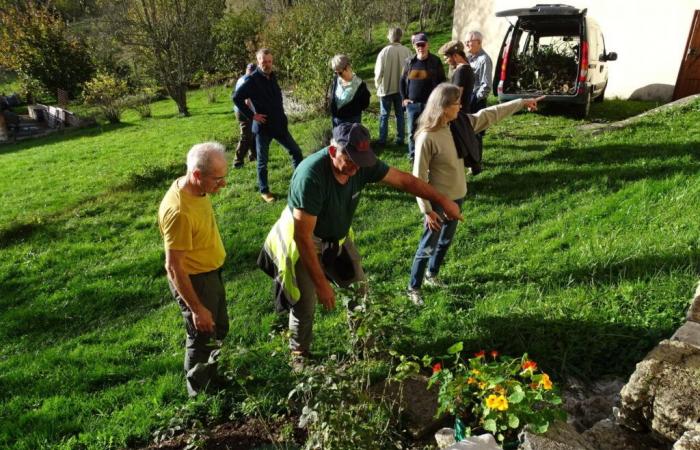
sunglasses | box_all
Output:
[415,42,427,48]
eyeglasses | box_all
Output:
[415,42,427,48]
[335,67,347,75]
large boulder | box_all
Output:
[518,421,596,450]
[617,339,700,442]
[674,431,700,450]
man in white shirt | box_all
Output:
[374,27,412,146]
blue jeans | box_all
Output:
[406,102,425,160]
[409,198,464,290]
[255,129,303,193]
[332,115,361,128]
[378,93,405,144]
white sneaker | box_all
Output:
[407,289,424,306]
[424,273,446,288]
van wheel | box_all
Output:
[594,83,607,103]
[575,92,591,119]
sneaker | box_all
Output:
[424,273,446,288]
[407,288,424,306]
[261,192,276,203]
[290,351,308,373]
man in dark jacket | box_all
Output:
[234,48,304,203]
[400,32,446,162]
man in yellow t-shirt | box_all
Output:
[158,142,229,396]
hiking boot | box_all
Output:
[407,289,424,306]
[424,273,447,288]
[261,192,276,203]
[233,160,244,169]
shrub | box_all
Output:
[428,343,566,444]
[213,8,264,75]
[124,87,158,119]
[262,0,373,110]
[83,74,129,123]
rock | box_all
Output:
[562,377,624,431]
[672,321,700,349]
[583,418,670,450]
[674,430,700,450]
[518,420,596,450]
[444,433,501,449]
[618,339,700,442]
[686,284,700,323]
[435,427,457,448]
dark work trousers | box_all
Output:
[234,111,255,165]
[469,96,488,152]
[168,269,229,396]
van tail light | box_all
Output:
[578,41,589,94]
[498,43,510,94]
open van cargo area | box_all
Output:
[503,18,581,96]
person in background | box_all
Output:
[158,142,230,396]
[231,63,257,168]
[234,48,304,203]
[466,31,493,150]
[438,40,475,112]
[327,54,370,127]
[374,27,412,146]
[407,83,542,305]
[400,32,446,163]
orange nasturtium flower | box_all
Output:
[467,377,477,384]
[539,373,553,390]
[474,350,486,359]
[522,360,538,371]
[490,350,499,359]
[432,363,442,374]
[493,385,506,395]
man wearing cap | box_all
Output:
[438,40,475,112]
[400,32,446,162]
[234,48,304,203]
[231,63,257,168]
[374,27,412,146]
[258,123,462,362]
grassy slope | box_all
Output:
[1,34,699,450]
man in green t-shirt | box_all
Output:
[158,142,229,396]
[265,123,462,361]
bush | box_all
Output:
[213,8,264,75]
[83,74,129,123]
[262,0,373,110]
[123,87,159,119]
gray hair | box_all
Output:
[416,83,461,136]
[467,30,484,42]
[387,27,403,43]
[256,48,272,59]
[330,54,351,72]
[186,142,227,174]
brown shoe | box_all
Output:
[261,192,276,203]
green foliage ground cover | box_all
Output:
[1,79,698,448]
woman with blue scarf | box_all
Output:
[327,54,370,127]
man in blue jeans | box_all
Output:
[399,32,446,162]
[234,48,304,203]
[374,27,412,146]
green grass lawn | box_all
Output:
[1,54,698,449]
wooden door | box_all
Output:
[673,10,700,100]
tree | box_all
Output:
[0,1,95,99]
[213,8,264,75]
[104,0,224,116]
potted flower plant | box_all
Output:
[428,342,566,447]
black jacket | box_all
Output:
[399,53,446,103]
[326,76,370,119]
[233,68,288,138]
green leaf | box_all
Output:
[484,419,497,433]
[508,413,520,428]
[447,342,463,354]
[508,386,525,404]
